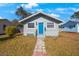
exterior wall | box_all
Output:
[0,24,4,34]
[61,24,78,32]
[23,23,36,36]
[23,17,59,37]
[77,24,79,32]
[46,23,59,36]
[23,21,36,36]
[0,22,11,34]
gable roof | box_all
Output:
[0,19,11,24]
[60,20,79,28]
[0,19,10,23]
[19,11,62,24]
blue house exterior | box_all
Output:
[60,20,79,33]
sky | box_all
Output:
[0,3,79,22]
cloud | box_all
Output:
[54,8,79,14]
[76,8,79,11]
[47,9,52,13]
[55,8,79,12]
[0,16,3,19]
[0,3,8,6]
[55,8,66,11]
[30,9,43,13]
[4,10,15,14]
[50,13,60,18]
[47,8,66,14]
[46,8,77,15]
[70,8,76,11]
[36,9,43,12]
[70,8,79,11]
[10,10,15,14]
[21,3,38,9]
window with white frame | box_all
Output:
[28,23,34,28]
[47,22,54,28]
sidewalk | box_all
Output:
[32,37,47,56]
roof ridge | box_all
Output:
[19,11,62,23]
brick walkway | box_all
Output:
[32,37,47,56]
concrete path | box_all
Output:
[32,37,47,56]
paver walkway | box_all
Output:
[32,37,47,56]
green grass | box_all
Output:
[0,34,36,56]
[45,32,79,56]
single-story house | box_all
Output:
[60,20,79,33]
[0,19,11,34]
[19,11,62,37]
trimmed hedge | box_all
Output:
[5,26,17,37]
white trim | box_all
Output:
[19,11,62,23]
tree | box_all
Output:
[11,19,23,33]
[11,19,20,26]
[16,7,32,19]
[71,11,79,19]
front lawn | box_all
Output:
[45,32,79,56]
[0,34,36,56]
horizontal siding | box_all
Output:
[61,27,77,32]
[0,25,4,34]
[27,28,36,35]
[60,24,79,33]
[0,21,11,34]
[23,17,59,37]
[77,24,79,32]
[23,21,36,36]
[46,23,59,36]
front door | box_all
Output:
[38,22,44,35]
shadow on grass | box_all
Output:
[0,36,15,41]
[0,33,22,42]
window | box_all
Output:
[28,23,34,28]
[69,26,72,29]
[47,23,54,28]
[69,25,75,29]
[73,25,75,27]
[62,27,64,28]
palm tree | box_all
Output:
[16,7,32,19]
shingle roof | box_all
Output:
[19,11,62,24]
[0,19,9,23]
[0,19,11,25]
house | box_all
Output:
[60,20,79,33]
[19,11,62,37]
[0,19,11,34]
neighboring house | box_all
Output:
[60,20,79,33]
[0,19,11,34]
[19,11,62,37]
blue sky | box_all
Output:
[0,3,79,22]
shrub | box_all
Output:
[5,26,17,37]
